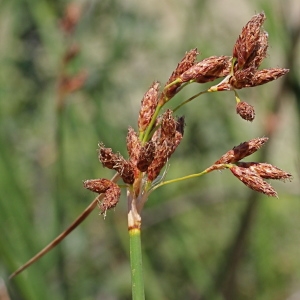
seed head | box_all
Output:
[138,81,160,132]
[165,48,199,98]
[179,56,231,84]
[236,162,292,181]
[236,101,255,121]
[127,127,141,166]
[83,178,121,213]
[161,109,177,138]
[233,12,266,69]
[214,137,268,164]
[147,111,184,181]
[251,68,289,87]
[98,143,134,184]
[230,166,278,197]
[98,143,119,169]
[137,141,156,172]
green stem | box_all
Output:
[129,228,145,300]
[151,164,232,191]
[173,89,208,112]
[141,103,163,143]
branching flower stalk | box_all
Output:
[82,12,291,299]
[10,12,292,300]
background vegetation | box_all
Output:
[0,0,299,299]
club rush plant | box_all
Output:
[10,12,292,299]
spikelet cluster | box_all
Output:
[213,138,292,197]
[83,13,291,213]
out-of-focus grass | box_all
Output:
[0,0,299,299]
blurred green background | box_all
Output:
[0,0,299,299]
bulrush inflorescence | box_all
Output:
[84,12,291,218]
[10,13,292,285]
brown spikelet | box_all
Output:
[98,143,135,184]
[147,140,170,182]
[165,48,199,98]
[233,12,266,69]
[83,178,121,213]
[127,127,141,164]
[137,141,156,172]
[98,143,119,169]
[179,56,231,83]
[161,109,177,138]
[236,162,292,181]
[214,137,268,164]
[83,178,111,194]
[167,49,199,83]
[230,166,278,197]
[251,68,289,87]
[113,158,135,184]
[236,101,255,121]
[138,81,160,132]
[147,113,184,181]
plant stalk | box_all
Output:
[129,228,145,300]
[127,189,145,300]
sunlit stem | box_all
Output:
[173,89,209,112]
[127,189,145,300]
[151,164,232,192]
[140,103,163,143]
[234,90,241,104]
[163,78,182,91]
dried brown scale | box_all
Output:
[99,182,121,213]
[83,178,111,194]
[236,101,255,121]
[179,56,231,83]
[230,166,278,197]
[167,48,199,84]
[176,116,185,135]
[137,141,156,172]
[98,143,119,169]
[214,137,268,164]
[138,81,160,132]
[249,30,269,69]
[112,158,135,184]
[161,109,177,138]
[126,127,141,164]
[165,48,199,98]
[173,130,183,150]
[147,139,172,181]
[236,162,292,181]
[233,12,266,69]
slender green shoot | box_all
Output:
[129,228,145,300]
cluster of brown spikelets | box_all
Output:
[84,12,292,215]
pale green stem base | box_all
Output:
[129,228,145,300]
